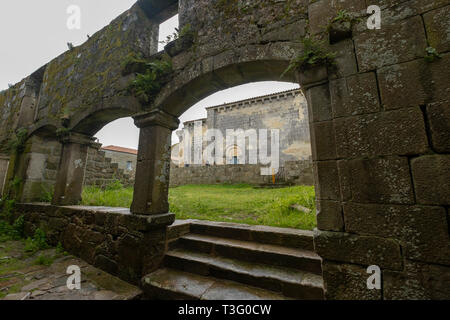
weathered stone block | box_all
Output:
[305,83,332,123]
[297,66,328,89]
[354,15,427,71]
[377,53,450,109]
[310,121,336,161]
[330,72,381,117]
[384,260,450,300]
[411,155,450,205]
[322,261,381,300]
[337,160,352,201]
[316,200,344,232]
[313,161,340,201]
[327,39,358,79]
[424,5,450,53]
[261,19,306,42]
[344,203,450,265]
[308,0,366,35]
[427,102,450,153]
[334,107,428,158]
[340,157,414,204]
[314,230,403,270]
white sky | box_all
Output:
[0,1,298,149]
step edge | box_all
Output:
[180,234,322,261]
[165,250,324,289]
[143,268,289,300]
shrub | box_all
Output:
[282,38,335,77]
[24,228,49,253]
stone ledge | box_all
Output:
[313,229,403,271]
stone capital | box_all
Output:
[133,109,180,130]
[58,131,97,146]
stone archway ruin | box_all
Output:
[1,0,449,299]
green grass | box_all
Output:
[82,184,317,230]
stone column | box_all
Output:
[131,110,180,215]
[52,132,96,206]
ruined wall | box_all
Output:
[169,160,314,187]
[13,203,174,284]
[102,149,137,181]
[175,89,311,167]
[84,147,134,188]
[1,0,449,300]
[207,89,311,164]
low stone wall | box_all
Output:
[85,147,134,188]
[14,203,174,284]
[169,160,314,187]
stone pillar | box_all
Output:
[131,110,180,215]
[0,155,9,196]
[52,132,96,206]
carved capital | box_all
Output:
[58,131,97,146]
[133,109,180,130]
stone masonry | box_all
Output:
[174,89,311,167]
[0,0,449,299]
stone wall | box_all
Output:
[1,0,449,299]
[85,147,134,188]
[175,89,312,167]
[169,160,314,187]
[13,203,175,284]
[102,149,137,181]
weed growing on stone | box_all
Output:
[424,47,442,62]
[24,229,49,253]
[282,38,335,77]
[123,55,172,104]
[7,128,28,154]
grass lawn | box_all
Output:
[81,184,317,230]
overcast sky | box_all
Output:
[0,1,298,149]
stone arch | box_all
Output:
[1,0,448,300]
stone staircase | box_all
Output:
[142,220,324,300]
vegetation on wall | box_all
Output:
[424,47,442,62]
[159,24,193,47]
[7,128,28,155]
[122,54,173,105]
[327,10,360,30]
[282,37,336,77]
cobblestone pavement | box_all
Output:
[0,241,142,300]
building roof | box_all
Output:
[102,145,138,155]
[205,88,302,111]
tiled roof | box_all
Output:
[102,145,138,155]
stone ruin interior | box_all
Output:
[0,0,449,301]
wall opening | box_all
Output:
[158,14,179,52]
[168,81,316,230]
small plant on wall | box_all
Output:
[282,38,336,78]
[7,128,28,155]
[424,47,442,63]
[123,54,173,105]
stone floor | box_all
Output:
[0,241,142,300]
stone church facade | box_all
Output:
[170,89,314,186]
[172,88,312,167]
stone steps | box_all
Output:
[164,248,323,299]
[177,234,322,274]
[189,220,315,250]
[142,268,289,300]
[142,220,324,300]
